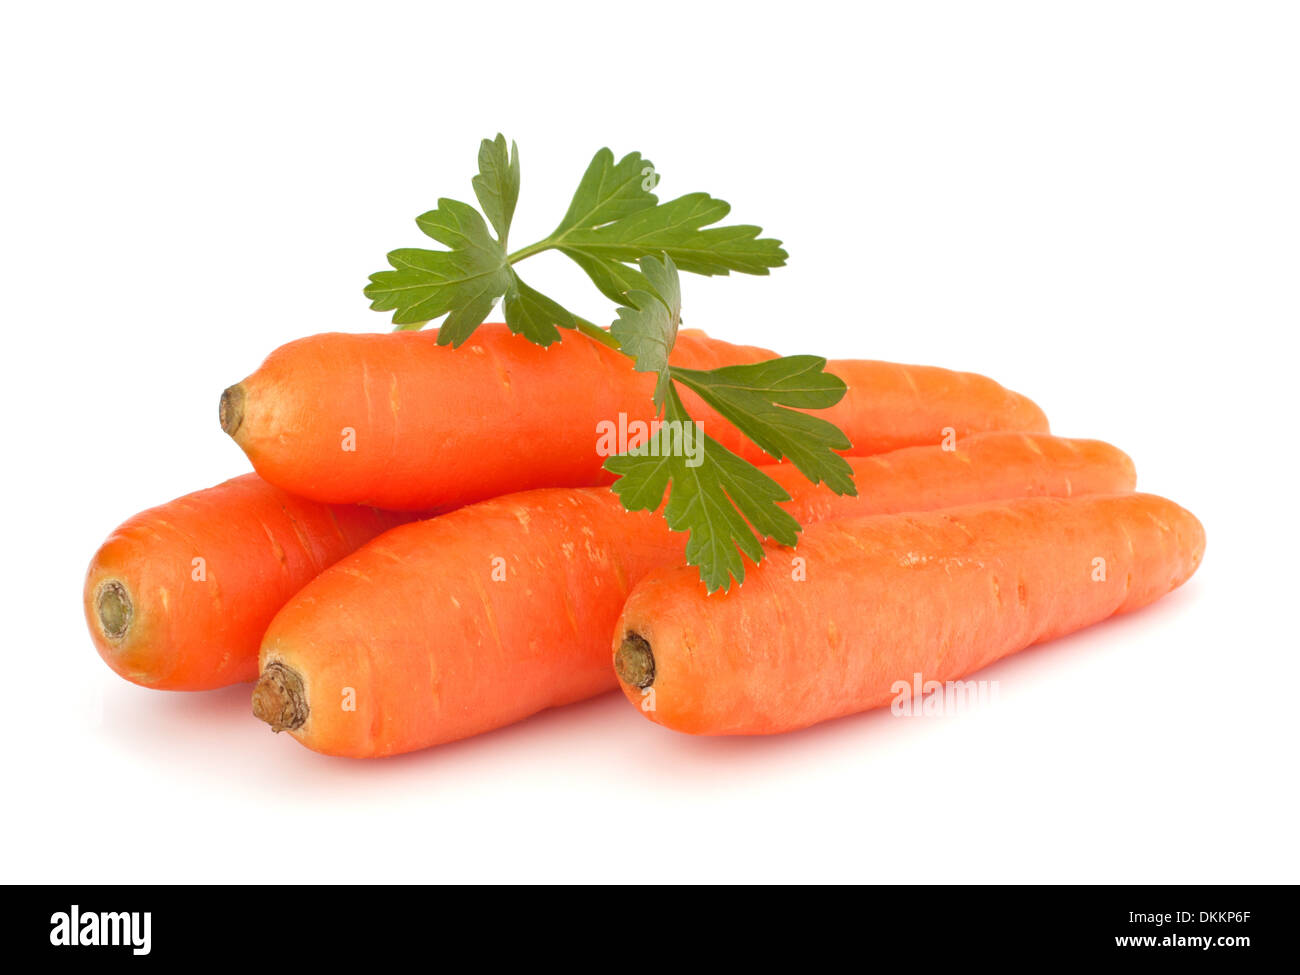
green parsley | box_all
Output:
[365,136,855,590]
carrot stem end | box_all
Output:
[219,383,245,437]
[252,661,309,733]
[95,581,133,642]
[615,633,656,689]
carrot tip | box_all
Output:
[95,580,133,642]
[614,633,655,689]
[219,383,245,438]
[252,661,308,733]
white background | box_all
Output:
[2,1,1296,883]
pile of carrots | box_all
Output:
[85,324,1204,757]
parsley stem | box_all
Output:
[505,239,553,263]
[502,237,618,349]
[573,315,620,349]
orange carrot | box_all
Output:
[612,493,1205,735]
[221,325,1048,510]
[818,359,1049,457]
[760,432,1134,521]
[251,432,1128,756]
[84,474,422,690]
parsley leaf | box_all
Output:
[544,148,786,300]
[472,134,520,246]
[604,258,854,590]
[551,148,659,235]
[672,358,857,494]
[605,386,801,592]
[366,138,786,343]
[364,198,509,345]
[560,192,788,276]
[609,254,681,408]
[502,270,575,347]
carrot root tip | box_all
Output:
[252,661,309,733]
[614,633,655,689]
[219,383,245,437]
[95,580,133,642]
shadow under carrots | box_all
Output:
[92,579,1205,796]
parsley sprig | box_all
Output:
[365,134,786,348]
[366,136,855,590]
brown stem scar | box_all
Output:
[615,633,655,689]
[96,581,133,642]
[252,661,309,733]
[219,383,245,437]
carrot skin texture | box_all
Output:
[227,326,774,511]
[614,493,1205,736]
[759,432,1135,521]
[818,360,1049,457]
[259,432,1130,756]
[261,493,686,756]
[226,325,1049,510]
[84,474,419,690]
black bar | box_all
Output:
[9,886,1289,962]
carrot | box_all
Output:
[612,493,1205,736]
[221,324,1048,510]
[84,474,422,690]
[251,432,1129,756]
[817,358,1049,457]
[760,431,1135,521]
